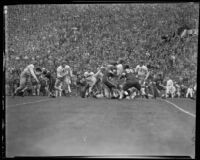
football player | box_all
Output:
[54,60,73,97]
[13,63,42,97]
[42,68,56,97]
[119,65,148,99]
[135,60,148,85]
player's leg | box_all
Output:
[104,80,116,98]
[119,81,133,99]
[165,86,170,98]
[87,79,96,97]
[172,86,176,98]
[189,88,193,98]
[67,79,72,93]
[150,82,156,98]
[36,83,41,96]
[55,84,62,97]
[102,77,114,98]
[59,83,63,96]
[63,77,70,94]
[134,81,148,98]
[177,90,181,98]
[102,84,110,98]
[13,76,27,96]
[48,77,55,97]
[186,88,189,98]
[54,78,62,91]
[12,79,19,96]
[81,84,90,98]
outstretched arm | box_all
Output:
[29,67,39,83]
[93,69,102,78]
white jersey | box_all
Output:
[116,64,123,76]
[21,64,34,77]
[135,65,148,76]
[167,79,174,87]
[57,65,72,78]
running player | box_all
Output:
[13,63,42,97]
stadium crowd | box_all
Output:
[5,4,197,100]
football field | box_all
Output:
[5,96,196,157]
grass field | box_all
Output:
[5,96,196,158]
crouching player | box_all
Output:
[186,84,194,99]
[165,78,176,98]
[119,65,148,100]
[13,63,42,97]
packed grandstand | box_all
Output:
[5,4,198,99]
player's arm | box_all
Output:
[135,66,139,73]
[145,67,148,75]
[144,71,150,81]
[29,66,39,83]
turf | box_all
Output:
[5,96,196,157]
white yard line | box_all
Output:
[6,98,53,107]
[163,99,196,118]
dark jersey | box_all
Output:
[121,72,138,82]
[77,76,87,86]
[154,77,163,85]
[44,71,52,80]
[105,71,115,78]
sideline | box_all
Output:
[6,98,54,107]
[163,99,196,118]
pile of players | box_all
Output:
[12,58,196,100]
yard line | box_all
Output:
[6,98,54,107]
[163,99,196,118]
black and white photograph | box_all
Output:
[3,3,198,158]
